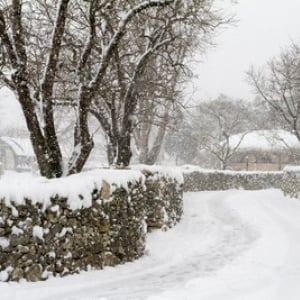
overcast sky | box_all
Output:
[190,0,300,103]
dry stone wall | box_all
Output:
[139,167,183,231]
[281,167,300,198]
[184,170,283,192]
[0,168,183,282]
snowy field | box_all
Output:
[1,189,300,300]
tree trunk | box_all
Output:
[138,121,151,164]
[221,161,227,170]
[106,135,118,166]
[146,113,169,164]
[43,105,63,177]
[16,86,63,178]
[67,86,94,175]
[116,134,132,167]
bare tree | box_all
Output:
[164,109,200,165]
[89,11,176,166]
[0,0,177,177]
[197,96,250,169]
[247,43,300,142]
[165,95,251,169]
[90,0,231,166]
[133,57,186,165]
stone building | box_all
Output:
[227,130,300,171]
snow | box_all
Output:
[0,170,144,211]
[0,136,35,157]
[0,87,26,131]
[229,129,300,151]
[180,164,282,175]
[131,164,184,185]
[1,189,300,299]
[32,226,45,241]
[57,227,73,238]
[0,238,9,249]
[283,165,300,172]
[0,268,12,283]
[11,226,23,236]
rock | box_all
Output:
[45,253,55,265]
[0,227,6,236]
[55,262,64,273]
[17,245,29,254]
[28,244,37,256]
[17,206,28,218]
[62,237,74,250]
[10,234,29,247]
[99,222,110,233]
[102,252,120,266]
[11,267,24,281]
[0,253,9,265]
[20,256,34,268]
[51,223,63,235]
[100,180,111,199]
[25,264,43,282]
[91,242,103,254]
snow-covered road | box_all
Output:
[2,189,300,300]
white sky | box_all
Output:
[190,0,300,102]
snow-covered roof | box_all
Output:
[0,136,35,157]
[229,130,300,151]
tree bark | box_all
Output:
[116,133,132,167]
[16,86,57,178]
[67,86,94,174]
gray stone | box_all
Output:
[11,267,24,281]
[17,245,29,254]
[10,234,30,247]
[100,180,111,199]
[25,264,43,282]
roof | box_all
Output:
[228,130,300,151]
[0,136,35,157]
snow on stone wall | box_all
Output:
[183,168,283,191]
[0,169,183,282]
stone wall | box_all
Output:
[184,169,283,192]
[139,167,183,231]
[0,168,183,282]
[281,166,300,198]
